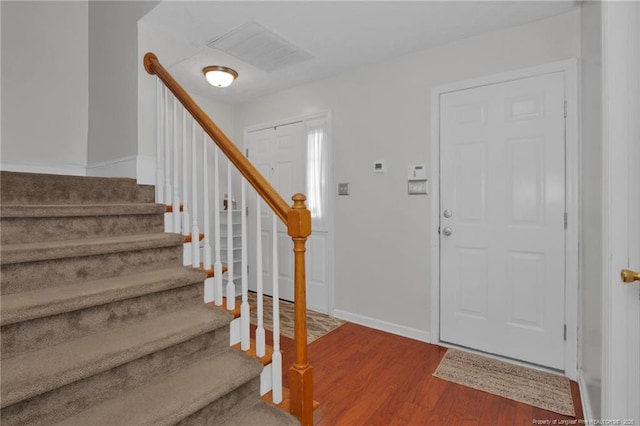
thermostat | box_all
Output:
[408,165,427,180]
[373,160,386,174]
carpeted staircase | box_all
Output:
[0,171,298,425]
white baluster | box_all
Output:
[164,91,172,231]
[271,211,282,403]
[225,160,235,310]
[155,81,164,204]
[203,136,213,303]
[256,195,266,357]
[191,120,200,268]
[213,147,223,306]
[181,110,191,266]
[240,178,250,350]
[181,110,190,233]
[172,99,181,233]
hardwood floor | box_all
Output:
[264,322,584,425]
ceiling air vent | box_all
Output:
[207,22,312,72]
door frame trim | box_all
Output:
[243,111,334,314]
[429,59,579,379]
[601,2,640,417]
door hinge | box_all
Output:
[564,100,567,118]
[245,148,249,157]
[563,324,567,341]
[564,212,568,229]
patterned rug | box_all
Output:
[433,348,575,416]
[246,292,345,344]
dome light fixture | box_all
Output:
[203,66,238,88]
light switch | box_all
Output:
[338,183,350,196]
[408,180,428,195]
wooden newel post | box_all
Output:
[287,194,314,426]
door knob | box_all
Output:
[621,269,640,283]
[442,227,453,236]
[443,209,453,218]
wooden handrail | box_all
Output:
[144,52,314,425]
[144,52,290,224]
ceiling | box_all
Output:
[141,1,578,105]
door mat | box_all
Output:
[433,348,575,416]
[247,292,345,344]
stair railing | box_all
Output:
[144,52,314,426]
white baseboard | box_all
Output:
[578,370,594,421]
[85,155,157,185]
[260,363,273,396]
[86,156,137,179]
[332,309,430,343]
[1,161,86,176]
[229,318,240,346]
[2,156,157,184]
[203,278,214,304]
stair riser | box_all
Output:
[2,283,205,359]
[1,329,230,426]
[0,172,155,205]
[1,245,183,295]
[1,215,164,244]
[176,377,262,426]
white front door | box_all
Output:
[247,122,305,303]
[439,72,567,370]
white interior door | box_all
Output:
[439,72,567,370]
[247,123,305,303]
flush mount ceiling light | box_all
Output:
[202,66,238,88]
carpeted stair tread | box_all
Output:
[0,203,165,218]
[1,267,207,326]
[224,400,299,426]
[1,305,231,407]
[54,350,264,426]
[0,171,154,205]
[0,172,285,424]
[1,233,184,265]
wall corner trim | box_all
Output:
[136,155,156,185]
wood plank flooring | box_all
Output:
[262,322,584,425]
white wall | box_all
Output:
[137,20,212,184]
[1,1,159,178]
[235,11,581,338]
[1,2,3,153]
[192,95,236,141]
[87,1,158,179]
[579,1,602,418]
[1,1,88,175]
